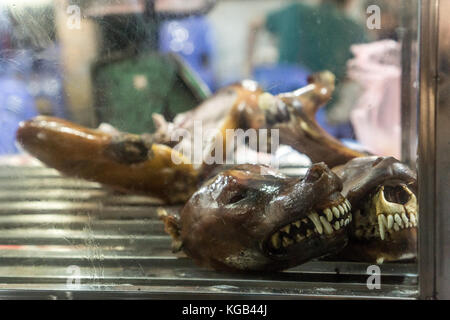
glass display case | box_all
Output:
[0,0,448,299]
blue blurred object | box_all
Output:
[28,46,67,119]
[251,63,310,94]
[316,107,355,140]
[0,76,38,155]
[159,16,216,91]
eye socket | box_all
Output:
[383,185,410,204]
[227,191,248,204]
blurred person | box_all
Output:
[246,0,368,140]
[246,0,367,83]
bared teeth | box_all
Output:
[345,199,352,211]
[309,212,323,235]
[271,233,280,249]
[379,214,388,228]
[338,204,346,216]
[320,216,333,234]
[334,221,340,230]
[281,225,291,234]
[332,207,340,219]
[378,215,385,240]
[375,211,417,241]
[282,237,293,247]
[274,198,352,247]
[401,213,409,225]
[324,208,333,222]
[410,213,417,226]
[387,215,394,229]
[394,214,404,228]
[296,234,305,242]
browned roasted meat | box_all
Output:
[16,116,198,204]
[250,75,418,263]
[160,163,351,272]
[16,71,418,267]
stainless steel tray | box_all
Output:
[0,166,418,299]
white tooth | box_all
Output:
[349,213,352,222]
[296,234,305,242]
[402,213,409,225]
[340,219,344,227]
[308,212,323,234]
[378,215,385,240]
[344,218,349,226]
[394,214,404,228]
[293,221,301,228]
[379,214,388,228]
[340,201,347,212]
[345,199,352,211]
[387,215,394,229]
[324,208,333,222]
[338,204,346,216]
[282,237,293,247]
[394,223,400,231]
[334,221,340,230]
[302,218,308,224]
[332,207,340,219]
[271,233,280,249]
[306,229,313,237]
[410,213,417,226]
[320,216,334,235]
[282,225,291,234]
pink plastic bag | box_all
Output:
[347,40,401,159]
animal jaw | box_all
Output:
[355,184,417,242]
[162,163,351,272]
[264,197,352,256]
[332,156,418,263]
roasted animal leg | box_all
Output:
[254,71,366,167]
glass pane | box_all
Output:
[0,0,420,299]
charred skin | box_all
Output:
[161,163,351,272]
[331,156,418,263]
[16,116,198,204]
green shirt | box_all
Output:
[266,2,367,81]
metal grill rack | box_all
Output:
[0,165,418,299]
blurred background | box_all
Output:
[0,0,414,160]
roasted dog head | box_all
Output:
[332,156,417,263]
[161,163,351,272]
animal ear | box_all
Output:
[157,208,183,253]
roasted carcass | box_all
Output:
[16,71,418,270]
